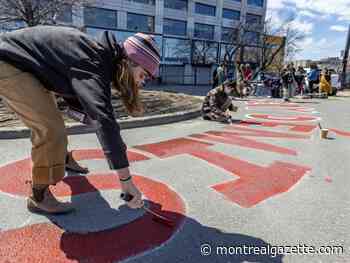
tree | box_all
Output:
[222,14,306,77]
[0,0,94,28]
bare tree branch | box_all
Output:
[0,0,95,28]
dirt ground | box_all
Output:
[0,90,203,128]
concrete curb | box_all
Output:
[0,107,202,139]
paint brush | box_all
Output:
[120,193,175,227]
[318,122,322,130]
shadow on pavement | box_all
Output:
[45,175,284,263]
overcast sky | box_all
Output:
[267,0,350,60]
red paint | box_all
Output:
[0,149,149,197]
[0,175,185,263]
[134,138,213,158]
[71,149,149,162]
[325,176,333,183]
[136,138,311,207]
[247,102,301,107]
[0,150,186,263]
[288,107,315,113]
[329,128,350,137]
[189,133,297,156]
[248,114,319,122]
[190,149,311,208]
[224,126,309,139]
[237,120,316,133]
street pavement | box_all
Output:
[0,96,349,263]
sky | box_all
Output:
[266,0,350,60]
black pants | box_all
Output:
[309,80,317,93]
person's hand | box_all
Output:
[231,105,238,112]
[117,168,144,209]
[224,110,231,117]
[120,179,144,209]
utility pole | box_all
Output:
[341,25,350,89]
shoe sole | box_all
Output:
[65,166,89,174]
[27,199,75,215]
[27,205,75,215]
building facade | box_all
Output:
[1,0,267,85]
[78,0,267,84]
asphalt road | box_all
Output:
[0,96,349,263]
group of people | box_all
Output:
[281,63,336,101]
[202,63,258,124]
[212,63,254,97]
[202,60,339,124]
[236,64,253,97]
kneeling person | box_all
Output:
[202,81,238,123]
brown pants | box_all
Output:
[0,61,67,185]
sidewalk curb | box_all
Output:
[0,107,202,139]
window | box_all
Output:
[127,13,154,32]
[164,0,187,11]
[220,44,237,63]
[56,5,72,23]
[193,40,218,64]
[0,20,26,32]
[221,27,238,43]
[247,0,264,7]
[163,19,187,36]
[222,9,240,20]
[86,27,105,38]
[128,0,155,4]
[163,38,191,63]
[84,7,117,29]
[246,13,262,25]
[195,3,216,17]
[244,31,260,45]
[244,46,261,63]
[86,28,162,57]
[194,23,214,40]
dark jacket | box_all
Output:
[202,86,234,115]
[281,69,294,85]
[0,26,129,170]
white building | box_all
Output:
[1,0,267,85]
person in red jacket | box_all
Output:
[243,64,253,82]
[0,26,160,214]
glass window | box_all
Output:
[221,27,238,43]
[127,13,154,32]
[163,38,191,63]
[247,0,264,7]
[195,3,216,17]
[163,19,187,36]
[84,8,116,29]
[244,31,260,45]
[86,27,162,57]
[244,46,261,63]
[128,0,155,4]
[56,5,72,23]
[193,40,218,64]
[194,23,214,40]
[84,7,117,29]
[222,9,240,20]
[0,20,26,32]
[86,27,105,38]
[164,0,187,11]
[246,13,262,25]
[220,44,238,62]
